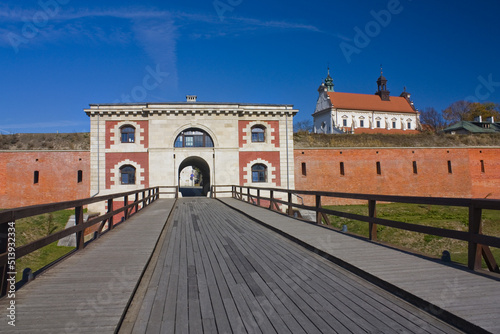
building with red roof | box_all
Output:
[313,69,421,134]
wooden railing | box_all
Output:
[0,186,178,297]
[212,185,500,274]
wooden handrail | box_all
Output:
[0,186,179,297]
[212,185,500,274]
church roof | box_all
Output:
[327,91,417,114]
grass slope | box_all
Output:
[294,132,500,148]
[0,133,90,151]
[325,203,500,268]
[15,210,76,282]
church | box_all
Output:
[313,70,420,134]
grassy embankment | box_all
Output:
[325,203,500,268]
[15,210,77,282]
[294,131,500,148]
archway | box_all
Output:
[178,156,211,197]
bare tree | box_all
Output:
[294,119,313,132]
[442,100,472,124]
[420,107,446,132]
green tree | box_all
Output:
[442,101,500,125]
[468,102,500,121]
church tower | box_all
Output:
[375,68,390,101]
[324,68,334,92]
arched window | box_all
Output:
[120,165,136,185]
[174,128,214,148]
[251,164,267,183]
[121,126,135,143]
[251,125,265,142]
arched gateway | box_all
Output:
[84,96,297,211]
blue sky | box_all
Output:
[1,0,499,133]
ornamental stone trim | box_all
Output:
[109,121,146,151]
[110,159,145,189]
[242,158,276,186]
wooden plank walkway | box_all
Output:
[219,198,500,334]
[0,199,175,333]
[123,198,464,334]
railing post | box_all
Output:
[257,189,261,207]
[239,186,243,200]
[108,198,114,231]
[135,192,139,214]
[287,192,293,216]
[247,188,251,203]
[124,195,129,221]
[315,195,322,224]
[368,200,377,241]
[269,190,274,210]
[232,186,235,199]
[75,205,85,250]
[468,204,483,271]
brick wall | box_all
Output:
[294,147,500,205]
[2,146,499,209]
[0,151,90,208]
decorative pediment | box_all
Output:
[314,91,332,114]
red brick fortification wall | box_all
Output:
[0,151,90,208]
[294,147,500,205]
[468,148,500,199]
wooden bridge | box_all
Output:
[1,186,500,333]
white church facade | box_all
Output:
[85,96,297,212]
[313,70,420,134]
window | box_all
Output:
[392,121,397,129]
[175,128,214,148]
[359,120,364,127]
[480,160,485,173]
[343,119,347,127]
[376,161,381,175]
[251,126,265,142]
[340,162,345,176]
[251,164,267,183]
[77,170,83,183]
[120,165,136,185]
[376,120,381,128]
[407,122,412,129]
[34,171,39,184]
[412,161,418,174]
[121,126,135,143]
[447,160,453,174]
[301,162,307,176]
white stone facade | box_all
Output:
[85,100,297,212]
